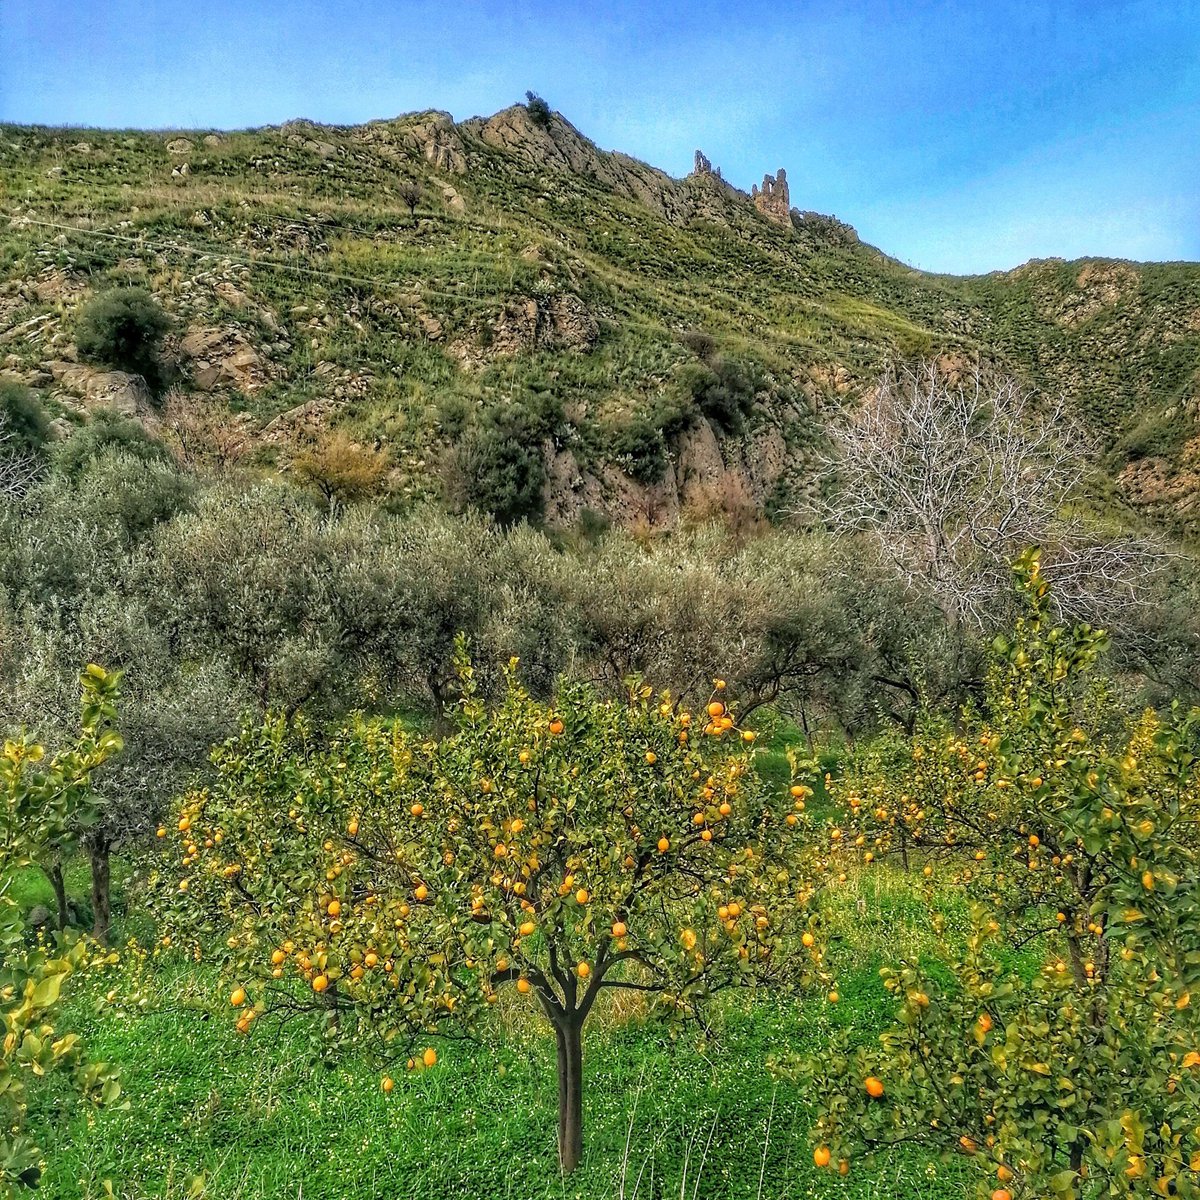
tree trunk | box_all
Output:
[554,1017,584,1172]
[46,861,68,932]
[89,836,112,946]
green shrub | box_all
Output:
[0,382,49,455]
[75,288,170,393]
[52,410,172,479]
[679,328,717,364]
[682,357,759,432]
[609,413,668,484]
[458,409,546,527]
[525,91,552,129]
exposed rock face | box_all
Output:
[46,361,156,422]
[166,137,194,155]
[692,150,723,180]
[542,416,793,531]
[1054,261,1140,328]
[180,326,268,392]
[752,169,791,225]
[489,292,599,356]
[401,112,468,174]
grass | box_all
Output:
[19,856,980,1200]
[40,968,969,1200]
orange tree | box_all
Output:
[799,552,1200,1198]
[0,666,123,1196]
[163,653,823,1171]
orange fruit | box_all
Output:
[230,987,246,1007]
[414,885,428,902]
[381,1076,394,1093]
[549,718,564,735]
[347,818,360,836]
[423,1047,437,1067]
[313,974,329,993]
[612,921,627,938]
[657,837,670,853]
[707,701,724,718]
[864,1076,884,1098]
[519,920,535,936]
[801,932,815,948]
[991,1191,1012,1200]
[575,888,590,905]
[327,899,341,917]
[576,962,590,979]
[517,978,531,994]
[813,1146,831,1168]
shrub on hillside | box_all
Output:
[292,431,389,510]
[53,410,172,480]
[0,382,49,456]
[452,403,560,527]
[683,357,759,432]
[609,413,669,483]
[525,91,552,129]
[75,287,170,393]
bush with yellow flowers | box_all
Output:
[162,647,824,1172]
[799,553,1200,1198]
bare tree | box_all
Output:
[0,413,42,500]
[398,179,423,224]
[811,361,1164,632]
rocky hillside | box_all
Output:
[2,102,1199,530]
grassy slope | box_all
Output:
[2,111,1199,527]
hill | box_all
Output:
[2,101,1199,530]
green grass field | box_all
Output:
[18,860,980,1200]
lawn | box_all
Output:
[22,864,976,1200]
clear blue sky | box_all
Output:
[3,0,1198,274]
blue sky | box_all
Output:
[3,0,1198,274]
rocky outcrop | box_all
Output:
[180,326,268,392]
[692,150,723,180]
[261,396,344,444]
[408,112,468,174]
[752,169,791,225]
[543,416,795,531]
[46,361,157,424]
[486,293,600,357]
